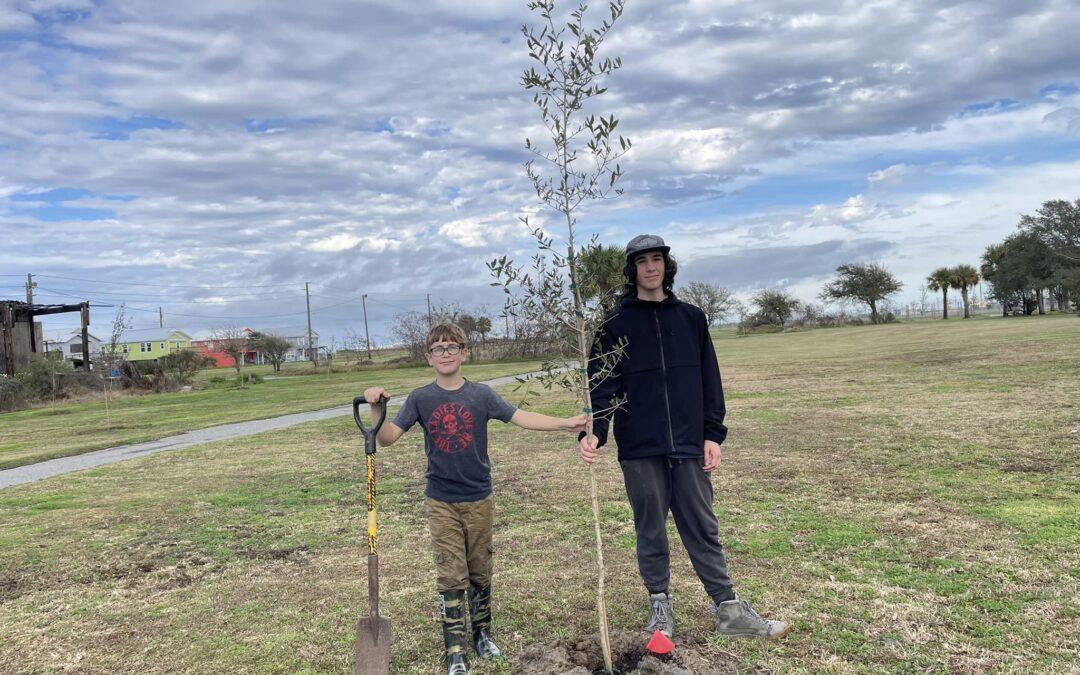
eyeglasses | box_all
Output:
[428,343,465,356]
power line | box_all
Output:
[120,298,359,320]
[31,286,360,320]
[365,296,433,314]
[33,273,304,289]
[33,285,312,304]
[26,282,379,305]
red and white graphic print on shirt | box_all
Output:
[428,402,475,454]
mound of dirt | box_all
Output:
[512,630,735,674]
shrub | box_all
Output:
[15,355,74,399]
[118,361,154,390]
[159,349,211,385]
[206,373,264,388]
[64,369,105,394]
[0,377,29,412]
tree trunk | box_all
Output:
[941,289,949,319]
[1036,288,1045,315]
[869,300,878,324]
[962,286,971,319]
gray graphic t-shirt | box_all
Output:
[393,380,517,503]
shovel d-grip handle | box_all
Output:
[353,395,388,455]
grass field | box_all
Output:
[1,315,1077,673]
[0,358,541,470]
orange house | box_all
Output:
[192,329,257,368]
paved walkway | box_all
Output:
[0,372,531,490]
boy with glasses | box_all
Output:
[364,322,585,675]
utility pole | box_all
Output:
[426,293,433,328]
[305,282,315,364]
[25,273,37,354]
[80,303,91,372]
[361,293,373,361]
[158,307,164,328]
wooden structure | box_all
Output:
[0,300,90,376]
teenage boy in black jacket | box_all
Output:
[579,234,788,640]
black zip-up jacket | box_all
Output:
[586,293,727,461]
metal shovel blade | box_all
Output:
[354,616,391,675]
[354,554,391,675]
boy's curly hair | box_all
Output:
[426,322,467,349]
[621,251,678,299]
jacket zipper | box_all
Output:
[653,307,676,455]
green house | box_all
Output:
[105,330,192,362]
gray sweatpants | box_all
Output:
[620,455,735,604]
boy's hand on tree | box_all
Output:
[579,434,600,465]
[364,386,388,405]
[703,440,722,471]
[565,414,588,432]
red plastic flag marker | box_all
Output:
[646,629,675,655]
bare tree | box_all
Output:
[98,304,131,421]
[489,2,629,669]
[391,311,431,363]
[680,281,738,327]
[342,328,371,365]
[212,326,248,383]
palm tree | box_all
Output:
[927,267,953,319]
[949,264,980,319]
[577,244,626,313]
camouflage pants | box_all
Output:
[426,495,494,592]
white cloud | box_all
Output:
[438,213,526,248]
[306,234,361,252]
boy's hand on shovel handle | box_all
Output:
[364,386,389,406]
[579,434,600,465]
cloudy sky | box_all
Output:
[2,0,1079,345]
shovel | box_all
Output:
[353,394,391,675]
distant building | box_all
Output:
[47,330,102,368]
[192,331,258,368]
[251,326,319,363]
[104,330,192,362]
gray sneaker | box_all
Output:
[715,595,788,638]
[645,592,675,636]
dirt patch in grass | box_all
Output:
[514,630,738,674]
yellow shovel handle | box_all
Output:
[366,454,377,555]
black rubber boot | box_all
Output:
[469,583,502,659]
[440,590,469,674]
